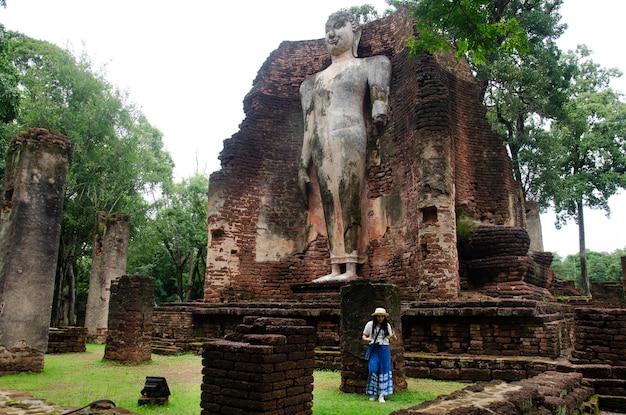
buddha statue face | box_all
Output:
[325,12,361,58]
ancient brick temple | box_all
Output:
[204,8,531,303]
[154,8,614,395]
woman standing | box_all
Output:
[362,307,397,403]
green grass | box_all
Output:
[313,371,464,414]
[0,344,465,415]
[0,344,200,414]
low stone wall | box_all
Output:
[403,299,574,359]
[571,307,626,366]
[153,299,574,359]
[570,307,626,397]
[551,279,581,297]
[152,306,195,340]
[389,371,593,415]
[201,316,316,415]
[0,346,43,375]
[315,349,341,371]
[47,327,87,354]
[404,352,570,382]
[590,282,624,308]
[152,301,340,354]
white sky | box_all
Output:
[1,0,625,258]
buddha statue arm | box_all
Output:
[299,76,316,206]
[367,55,392,125]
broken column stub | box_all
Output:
[104,274,154,363]
[0,128,71,374]
[202,316,316,415]
[84,211,130,343]
[340,282,406,394]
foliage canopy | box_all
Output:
[0,30,210,321]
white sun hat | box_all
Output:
[371,307,389,316]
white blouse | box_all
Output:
[363,320,393,346]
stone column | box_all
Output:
[339,282,406,394]
[525,200,544,252]
[414,56,459,300]
[0,128,71,374]
[103,274,154,363]
[84,211,130,343]
[621,256,626,295]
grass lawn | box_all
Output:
[313,371,464,414]
[0,344,465,414]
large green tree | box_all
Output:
[552,247,626,284]
[0,22,19,145]
[127,173,209,303]
[396,1,626,295]
[403,0,568,196]
[406,0,531,66]
[403,1,566,73]
[542,46,626,295]
[155,173,208,302]
[3,32,174,325]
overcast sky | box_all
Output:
[1,0,625,257]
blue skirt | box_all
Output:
[366,344,394,397]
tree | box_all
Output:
[126,214,178,304]
[484,37,568,198]
[405,0,541,68]
[3,32,174,325]
[542,46,626,295]
[148,173,209,302]
[396,1,626,296]
[552,247,626,284]
[0,23,19,156]
[345,4,381,24]
[400,0,568,199]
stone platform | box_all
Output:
[389,371,596,415]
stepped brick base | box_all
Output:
[390,371,593,415]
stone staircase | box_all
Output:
[150,337,203,355]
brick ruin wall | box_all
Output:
[390,371,594,415]
[154,303,626,396]
[153,303,340,351]
[47,327,87,354]
[204,9,522,303]
[153,299,574,372]
[153,300,574,360]
[403,309,574,359]
[201,317,315,415]
[571,307,626,366]
[103,274,154,363]
[590,282,624,308]
[152,308,195,340]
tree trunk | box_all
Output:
[185,250,194,301]
[176,263,185,302]
[577,199,590,296]
[68,264,76,326]
[50,253,65,327]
